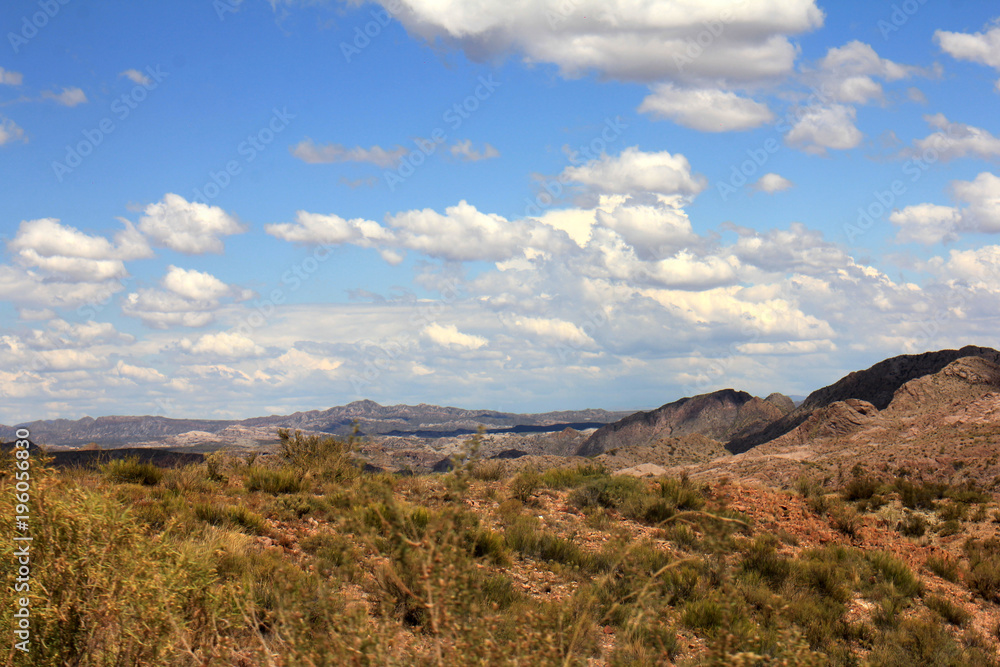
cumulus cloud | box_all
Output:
[422,322,487,349]
[449,140,500,161]
[560,146,706,198]
[138,193,246,254]
[753,173,793,194]
[813,41,916,104]
[0,117,26,146]
[379,0,823,84]
[42,87,88,107]
[638,85,774,131]
[907,114,1000,162]
[890,204,962,245]
[935,23,1000,88]
[0,218,152,308]
[891,172,1000,244]
[180,331,265,359]
[289,138,407,166]
[122,266,248,329]
[785,104,863,154]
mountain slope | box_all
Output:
[575,389,791,457]
[726,345,1000,454]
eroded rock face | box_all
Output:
[576,389,788,457]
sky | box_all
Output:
[1,0,1000,423]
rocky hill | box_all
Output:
[686,355,1000,488]
[725,345,1000,454]
[575,389,792,457]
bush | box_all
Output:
[899,513,927,538]
[924,595,970,627]
[508,471,540,503]
[102,457,163,486]
[194,502,267,534]
[245,466,302,494]
[925,554,961,583]
[538,463,607,489]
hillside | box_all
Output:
[576,389,792,457]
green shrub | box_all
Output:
[245,466,302,494]
[899,513,928,538]
[924,595,970,627]
[925,554,961,583]
[508,471,540,503]
[194,502,267,534]
[102,457,163,486]
[538,463,607,489]
[867,551,921,598]
[842,476,879,501]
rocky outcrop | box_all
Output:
[726,345,1000,454]
[576,389,790,457]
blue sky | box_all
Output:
[2,0,1000,422]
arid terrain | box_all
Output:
[3,345,1000,665]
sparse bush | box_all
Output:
[508,470,540,503]
[925,595,970,626]
[899,512,928,537]
[925,554,961,583]
[538,463,606,489]
[470,459,506,481]
[245,466,302,494]
[194,501,267,534]
[102,456,163,486]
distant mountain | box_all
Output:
[575,389,793,457]
[0,400,633,448]
[726,344,1000,453]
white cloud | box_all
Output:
[814,41,917,104]
[42,87,88,107]
[289,138,408,166]
[266,210,389,245]
[0,67,23,85]
[381,0,824,84]
[505,315,594,347]
[449,139,500,161]
[953,171,1000,233]
[785,104,863,154]
[638,84,774,132]
[9,218,151,263]
[935,24,1000,68]
[122,266,246,329]
[115,361,166,383]
[909,114,1000,162]
[138,193,245,254]
[119,69,152,86]
[560,146,706,198]
[890,203,962,245]
[423,322,487,349]
[0,117,26,146]
[180,332,265,359]
[753,173,793,194]
[931,245,1000,289]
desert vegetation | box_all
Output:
[3,432,1000,665]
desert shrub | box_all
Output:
[682,598,727,634]
[899,512,928,538]
[867,615,984,666]
[193,502,267,535]
[894,478,948,510]
[842,475,879,501]
[277,428,361,482]
[925,554,961,583]
[538,463,607,489]
[867,551,921,598]
[469,459,506,481]
[101,456,163,486]
[567,475,646,511]
[508,470,540,503]
[245,466,302,494]
[937,501,968,522]
[739,536,791,587]
[924,595,970,627]
[657,474,706,511]
[829,503,861,538]
[937,519,962,537]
